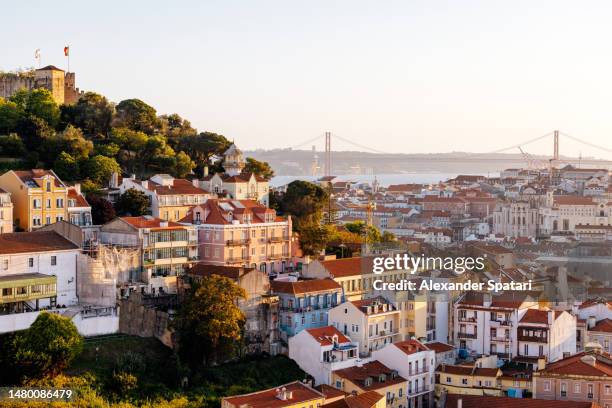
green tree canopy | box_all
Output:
[0,133,26,157]
[174,274,246,367]
[66,92,114,138]
[54,151,80,181]
[177,132,231,176]
[115,188,149,217]
[81,155,121,185]
[0,97,22,134]
[40,125,93,163]
[114,99,159,134]
[279,180,328,230]
[244,157,275,180]
[12,312,83,378]
[11,89,60,127]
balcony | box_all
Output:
[369,329,399,340]
[407,367,429,376]
[458,316,477,323]
[457,332,477,339]
[268,253,288,260]
[490,336,511,342]
[518,334,547,343]
[226,257,248,264]
[490,319,513,326]
[268,236,288,243]
[409,385,431,395]
[226,238,251,246]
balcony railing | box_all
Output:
[491,319,513,326]
[458,316,477,323]
[518,334,547,343]
[226,239,251,246]
[490,336,511,342]
[226,257,248,263]
[268,236,288,243]
[369,329,399,339]
[409,385,430,394]
[407,367,429,376]
[457,332,477,339]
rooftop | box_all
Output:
[0,231,78,255]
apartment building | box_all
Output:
[331,361,408,408]
[272,278,343,338]
[425,342,456,365]
[539,195,611,236]
[329,296,401,357]
[184,199,291,273]
[0,188,13,233]
[221,381,325,408]
[288,325,359,386]
[454,291,540,361]
[422,197,468,217]
[533,351,612,407]
[373,340,435,408]
[67,185,92,227]
[587,319,612,354]
[444,394,601,408]
[493,201,539,238]
[516,308,577,368]
[99,216,198,293]
[120,173,212,222]
[0,231,80,311]
[435,363,502,398]
[185,264,280,355]
[0,169,90,231]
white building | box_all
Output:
[0,231,79,309]
[372,340,435,408]
[492,202,538,238]
[288,325,360,386]
[329,296,401,357]
[0,188,13,234]
[539,195,611,236]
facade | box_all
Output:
[454,291,540,361]
[0,169,90,231]
[185,199,291,273]
[221,381,326,408]
[329,296,401,357]
[272,278,343,338]
[533,351,612,407]
[0,188,13,233]
[288,325,359,386]
[185,264,280,355]
[425,342,457,365]
[0,65,81,105]
[435,363,503,398]
[516,308,577,367]
[373,340,436,408]
[493,202,539,238]
[99,216,198,293]
[539,196,611,236]
[120,174,212,222]
[67,186,92,227]
[331,360,409,408]
[587,319,612,354]
[0,231,80,311]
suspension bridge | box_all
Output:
[288,130,612,176]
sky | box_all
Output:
[3,0,612,158]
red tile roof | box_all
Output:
[222,381,324,408]
[539,352,612,377]
[392,340,430,356]
[591,318,612,333]
[333,361,406,391]
[322,391,384,408]
[320,257,375,278]
[13,169,65,188]
[271,278,341,295]
[187,264,256,281]
[425,342,455,353]
[67,187,90,207]
[147,178,209,195]
[446,395,600,408]
[0,231,78,254]
[120,216,184,229]
[305,326,352,346]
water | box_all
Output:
[270,172,495,188]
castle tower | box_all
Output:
[223,144,245,176]
[34,65,65,104]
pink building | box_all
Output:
[182,199,292,274]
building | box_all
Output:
[199,144,270,206]
[331,360,409,408]
[425,342,457,365]
[539,196,611,236]
[373,340,435,408]
[221,381,326,408]
[435,359,503,398]
[0,231,80,311]
[120,174,212,222]
[0,169,90,231]
[493,202,539,238]
[444,394,601,408]
[0,65,81,105]
[322,391,385,408]
[329,296,401,357]
[185,264,281,355]
[185,199,291,273]
[516,308,577,368]
[67,185,92,227]
[272,278,343,338]
[99,216,198,294]
[0,188,13,233]
[454,291,541,361]
[533,351,612,407]
[587,319,612,354]
[288,325,359,386]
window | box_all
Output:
[462,378,468,385]
[56,198,64,208]
[544,381,551,391]
[51,256,57,266]
[2,259,7,270]
[446,377,451,384]
[574,383,581,393]
[561,383,567,397]
[46,199,52,208]
[28,258,34,267]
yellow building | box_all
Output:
[0,169,72,231]
[331,361,408,408]
[435,364,503,398]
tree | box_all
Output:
[115,188,149,216]
[177,132,231,176]
[280,180,328,230]
[86,193,116,224]
[298,223,333,256]
[67,92,114,138]
[40,125,93,164]
[158,113,197,148]
[81,155,121,185]
[173,151,195,178]
[114,99,159,134]
[15,115,55,151]
[244,157,274,180]
[173,275,246,367]
[11,88,60,127]
[0,133,26,157]
[12,312,83,378]
[0,97,22,134]
[54,151,80,181]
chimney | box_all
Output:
[547,310,553,325]
[580,355,596,366]
[457,398,463,408]
[192,179,199,188]
[74,183,81,194]
[537,357,546,371]
[203,166,209,177]
[142,180,149,189]
[588,316,596,329]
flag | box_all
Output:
[34,49,40,59]
[64,46,69,57]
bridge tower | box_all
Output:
[324,131,332,177]
[553,129,560,162]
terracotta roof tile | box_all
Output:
[333,361,406,391]
[305,326,352,346]
[0,231,78,255]
[446,395,599,408]
[271,278,341,295]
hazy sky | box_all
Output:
[3,1,612,158]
